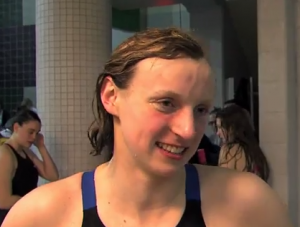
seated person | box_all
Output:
[189,134,220,166]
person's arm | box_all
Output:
[2,173,82,227]
[25,134,59,182]
[0,147,21,209]
[230,174,293,227]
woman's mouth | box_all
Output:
[155,142,187,155]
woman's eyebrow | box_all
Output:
[150,90,213,105]
[152,90,181,98]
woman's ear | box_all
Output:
[12,122,19,133]
[100,77,119,116]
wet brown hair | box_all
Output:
[88,28,206,157]
[216,105,270,182]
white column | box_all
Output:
[258,0,299,225]
[36,0,112,179]
[296,0,300,225]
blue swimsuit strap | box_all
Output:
[81,165,200,210]
[185,164,201,201]
[81,170,97,210]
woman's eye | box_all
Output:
[160,100,173,107]
[155,99,175,112]
[197,107,209,116]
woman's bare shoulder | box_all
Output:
[0,144,16,166]
[219,143,245,162]
[2,173,84,227]
[194,165,292,227]
[0,144,14,156]
[221,143,244,154]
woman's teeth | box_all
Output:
[156,142,186,154]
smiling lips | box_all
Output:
[156,142,187,154]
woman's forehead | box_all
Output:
[128,58,214,100]
[133,57,210,77]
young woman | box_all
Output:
[216,104,270,182]
[0,109,58,224]
[2,28,291,227]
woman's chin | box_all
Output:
[148,162,185,178]
[22,142,32,149]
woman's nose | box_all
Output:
[31,134,37,141]
[170,111,197,140]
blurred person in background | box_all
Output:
[189,107,221,166]
[207,107,221,146]
[189,134,220,166]
[0,109,58,225]
[216,104,269,182]
[224,99,255,130]
[0,101,10,128]
[2,98,38,139]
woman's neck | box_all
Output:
[6,137,22,152]
[100,156,185,213]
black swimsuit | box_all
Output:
[81,164,206,227]
[0,143,38,225]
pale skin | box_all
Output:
[2,58,292,227]
[0,120,58,209]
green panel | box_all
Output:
[0,0,23,28]
[112,8,140,32]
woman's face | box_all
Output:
[216,118,227,143]
[13,120,41,148]
[101,57,214,176]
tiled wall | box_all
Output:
[0,25,36,111]
[0,0,36,112]
[36,0,112,179]
[0,0,141,113]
